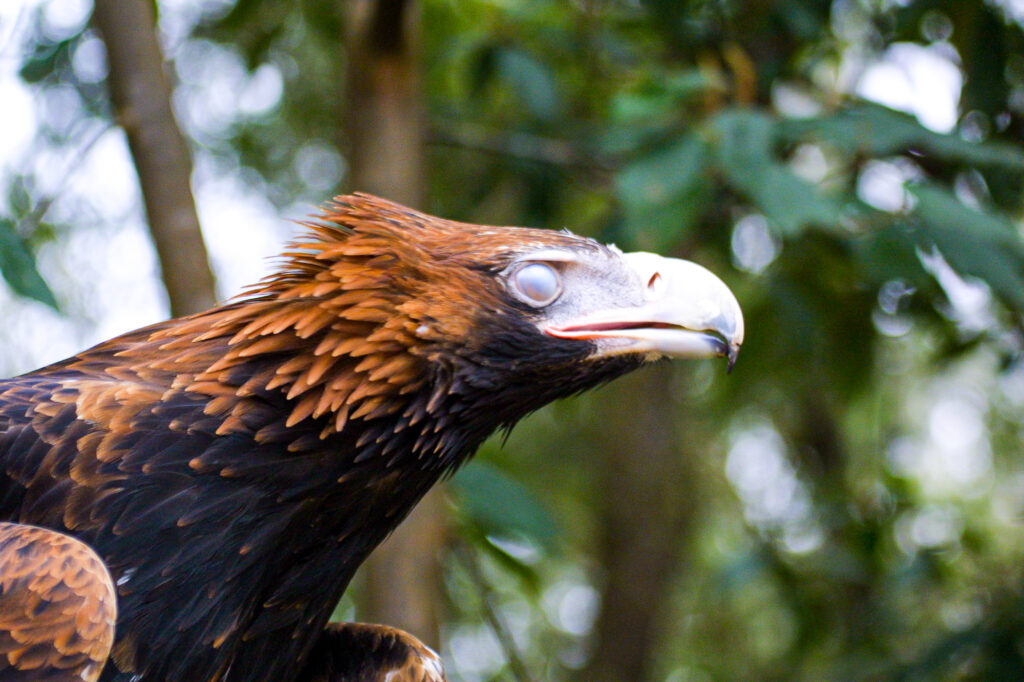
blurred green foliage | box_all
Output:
[0,179,57,309]
[6,0,1024,679]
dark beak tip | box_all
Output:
[726,344,740,373]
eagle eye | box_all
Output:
[510,262,562,307]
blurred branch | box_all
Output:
[343,0,425,207]
[429,120,613,173]
[92,0,217,316]
[453,542,534,682]
[15,121,113,236]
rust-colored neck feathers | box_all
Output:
[100,195,529,444]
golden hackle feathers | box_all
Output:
[84,193,565,442]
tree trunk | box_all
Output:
[92,0,217,316]
[360,486,446,647]
[342,0,444,649]
[579,365,706,682]
[342,0,425,207]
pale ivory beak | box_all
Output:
[545,252,745,370]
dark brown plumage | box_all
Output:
[300,624,444,682]
[0,194,742,681]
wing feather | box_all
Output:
[0,523,116,682]
[298,622,446,682]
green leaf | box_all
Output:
[854,220,934,290]
[610,69,720,125]
[617,134,709,209]
[450,460,559,549]
[614,133,711,250]
[19,37,77,84]
[0,219,59,309]
[495,48,561,121]
[463,527,544,595]
[7,179,31,220]
[782,103,1024,170]
[909,184,1024,311]
[715,546,770,592]
[468,43,499,96]
[711,109,843,235]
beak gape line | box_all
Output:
[545,251,745,369]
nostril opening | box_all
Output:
[645,272,667,300]
[644,271,666,301]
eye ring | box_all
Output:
[509,262,562,307]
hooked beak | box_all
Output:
[544,252,745,370]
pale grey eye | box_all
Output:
[512,262,562,306]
